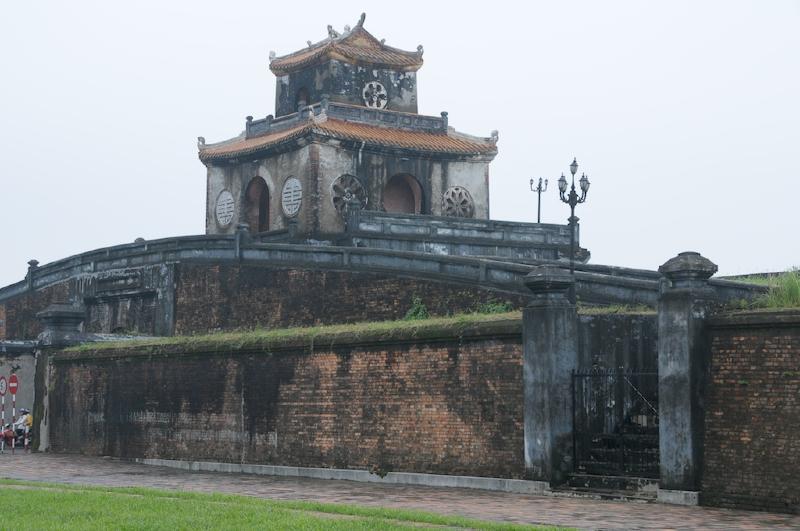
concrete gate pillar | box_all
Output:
[656,252,718,505]
[35,304,87,452]
[522,266,578,486]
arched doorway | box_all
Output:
[245,177,270,232]
[383,174,422,214]
[295,87,310,110]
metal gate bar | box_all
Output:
[572,369,659,478]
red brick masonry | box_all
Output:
[50,320,525,479]
[703,310,800,514]
[174,264,526,334]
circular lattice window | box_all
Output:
[331,174,367,216]
[215,190,235,227]
[442,186,475,218]
[281,177,303,217]
[362,81,388,109]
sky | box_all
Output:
[1,0,798,286]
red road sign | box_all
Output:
[0,376,6,396]
[8,374,18,395]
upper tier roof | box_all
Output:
[269,13,424,75]
[198,112,497,163]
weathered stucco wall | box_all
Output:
[0,344,37,416]
[49,321,525,478]
[275,61,418,117]
[702,311,800,514]
[206,146,312,235]
[206,141,491,238]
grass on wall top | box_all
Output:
[63,311,524,355]
[729,268,800,310]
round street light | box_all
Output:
[530,177,548,223]
[557,158,591,303]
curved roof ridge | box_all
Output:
[269,14,423,75]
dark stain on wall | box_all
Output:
[173,264,527,334]
[50,332,525,479]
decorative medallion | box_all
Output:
[362,81,388,109]
[281,177,303,217]
[442,186,475,218]
[215,190,235,226]
[331,174,367,215]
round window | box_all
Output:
[215,190,235,226]
[281,177,303,217]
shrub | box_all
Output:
[476,300,514,314]
[403,296,430,320]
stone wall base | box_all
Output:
[657,489,700,506]
[134,458,550,495]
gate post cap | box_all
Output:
[659,251,717,285]
[524,266,574,295]
[36,304,85,332]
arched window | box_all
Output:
[295,87,310,110]
[245,177,270,232]
[383,174,422,214]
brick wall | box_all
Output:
[703,311,800,514]
[0,282,70,340]
[174,264,527,334]
[50,321,525,478]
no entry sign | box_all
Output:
[8,374,18,395]
[0,376,6,396]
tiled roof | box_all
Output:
[199,117,497,162]
[270,15,423,75]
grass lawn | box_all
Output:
[0,479,565,530]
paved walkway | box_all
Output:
[0,454,797,530]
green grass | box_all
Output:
[0,479,564,530]
[576,304,655,315]
[727,269,800,310]
[65,311,523,354]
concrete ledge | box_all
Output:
[657,489,699,506]
[134,458,550,495]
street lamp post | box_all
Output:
[529,177,548,223]
[557,158,591,303]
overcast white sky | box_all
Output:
[1,0,798,286]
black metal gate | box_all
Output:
[572,369,659,478]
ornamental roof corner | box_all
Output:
[269,13,424,75]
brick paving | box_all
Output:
[1,454,798,530]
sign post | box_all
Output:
[0,376,6,453]
[8,374,18,453]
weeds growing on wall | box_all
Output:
[729,268,800,310]
[64,311,523,355]
[476,300,515,314]
[756,268,800,309]
[403,296,430,320]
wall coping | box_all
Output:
[708,309,800,329]
[0,234,765,310]
[53,316,523,362]
[0,340,38,355]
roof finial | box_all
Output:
[380,38,386,45]
[490,130,499,143]
[357,13,366,27]
[197,136,206,148]
[269,50,276,61]
[327,25,340,39]
[417,45,424,54]
[307,40,312,47]
[344,25,351,33]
